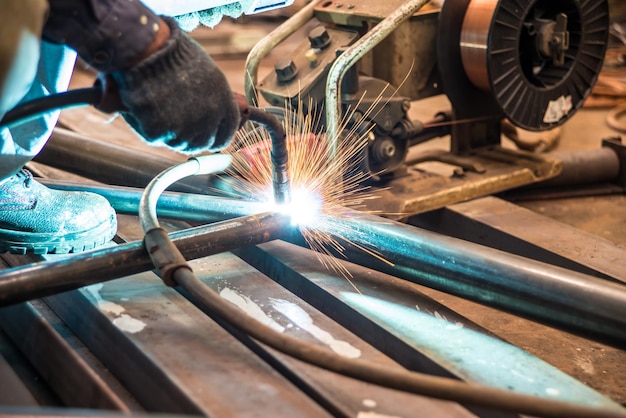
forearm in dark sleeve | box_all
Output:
[42,0,162,72]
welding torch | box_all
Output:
[0,79,291,205]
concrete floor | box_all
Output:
[61,16,626,408]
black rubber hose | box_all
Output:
[0,86,103,129]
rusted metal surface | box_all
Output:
[364,11,441,100]
[234,241,624,411]
[187,252,476,418]
[0,301,137,411]
[324,0,430,153]
[364,146,563,217]
[313,0,439,26]
[44,273,331,417]
[0,343,38,407]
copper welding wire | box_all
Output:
[459,0,497,91]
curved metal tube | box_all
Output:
[139,154,233,232]
[244,0,322,106]
[325,0,430,156]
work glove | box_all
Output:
[108,17,240,153]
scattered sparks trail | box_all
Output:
[221,98,394,288]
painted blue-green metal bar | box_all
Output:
[309,209,626,347]
[39,179,267,223]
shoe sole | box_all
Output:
[0,213,117,255]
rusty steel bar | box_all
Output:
[0,212,291,307]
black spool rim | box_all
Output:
[486,0,609,131]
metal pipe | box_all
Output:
[40,179,626,345]
[138,154,233,232]
[39,179,267,223]
[248,107,291,204]
[35,128,212,192]
[305,209,626,346]
[535,147,620,188]
[0,212,291,307]
[244,0,322,106]
[325,0,430,156]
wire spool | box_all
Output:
[440,0,609,131]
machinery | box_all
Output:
[0,0,625,417]
[246,0,617,215]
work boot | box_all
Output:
[0,169,117,254]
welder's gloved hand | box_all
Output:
[109,17,240,153]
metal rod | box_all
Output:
[325,0,430,156]
[0,212,291,307]
[307,209,626,346]
[35,128,211,192]
[39,179,267,223]
[244,0,322,106]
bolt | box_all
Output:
[308,26,331,50]
[275,59,298,83]
[452,167,466,178]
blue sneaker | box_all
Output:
[0,169,117,254]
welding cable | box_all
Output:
[138,160,624,418]
[0,86,103,129]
